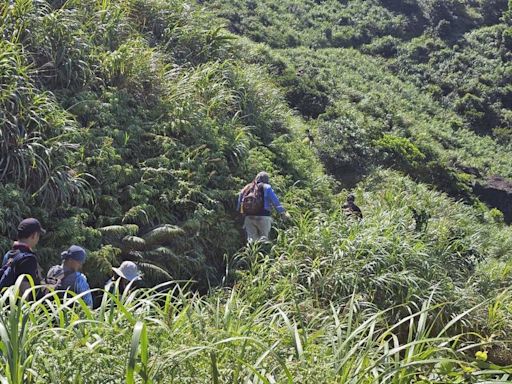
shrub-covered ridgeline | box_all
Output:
[2,0,512,381]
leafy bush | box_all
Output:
[375,134,426,171]
[316,116,378,183]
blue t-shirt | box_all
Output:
[74,273,93,307]
[47,265,93,307]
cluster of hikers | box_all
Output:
[238,171,362,242]
[0,171,362,304]
[0,218,143,307]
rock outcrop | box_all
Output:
[474,176,512,224]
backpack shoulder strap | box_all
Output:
[0,250,35,289]
[257,182,266,198]
[11,250,36,266]
[0,250,19,276]
[242,182,255,195]
[3,250,20,264]
[64,270,78,282]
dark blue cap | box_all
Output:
[17,218,46,239]
[61,245,87,263]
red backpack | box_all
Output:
[240,182,264,215]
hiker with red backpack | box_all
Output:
[0,218,46,295]
[237,172,291,242]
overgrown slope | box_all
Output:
[2,0,512,381]
[0,0,331,287]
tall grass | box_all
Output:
[0,275,509,383]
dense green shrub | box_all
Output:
[316,116,379,183]
[375,134,426,172]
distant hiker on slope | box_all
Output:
[46,245,93,307]
[304,129,315,147]
[0,218,46,296]
[342,194,363,220]
[411,208,430,232]
[237,171,291,243]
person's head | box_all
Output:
[255,171,270,184]
[112,261,141,287]
[305,129,310,134]
[347,194,355,203]
[61,245,87,271]
[17,218,46,249]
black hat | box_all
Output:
[17,218,46,239]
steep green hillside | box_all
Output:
[209,0,512,210]
[2,0,512,381]
[393,23,512,138]
[210,0,512,145]
[281,47,512,188]
[0,0,331,288]
[209,0,509,48]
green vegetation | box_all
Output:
[2,0,512,381]
[0,0,329,287]
[1,279,509,383]
[279,46,512,192]
[211,0,512,141]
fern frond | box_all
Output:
[143,224,185,246]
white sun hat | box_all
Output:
[112,261,142,282]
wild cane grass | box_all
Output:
[0,276,510,383]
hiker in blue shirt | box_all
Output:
[237,171,291,242]
[46,245,93,307]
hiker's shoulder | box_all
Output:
[16,250,37,262]
[16,254,38,274]
[76,272,88,283]
[74,273,90,290]
[3,249,17,262]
